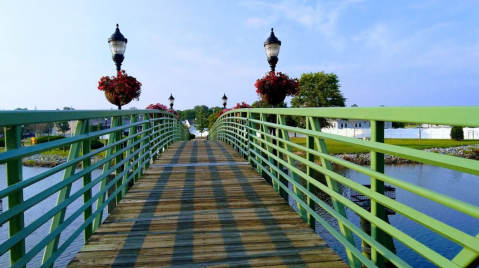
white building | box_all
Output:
[329,119,392,129]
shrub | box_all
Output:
[189,133,195,140]
[450,126,464,141]
[90,139,104,149]
[36,135,66,144]
[0,138,4,147]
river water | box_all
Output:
[1,164,478,267]
[309,164,479,267]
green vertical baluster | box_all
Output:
[93,116,119,231]
[120,115,137,198]
[305,117,316,230]
[115,116,122,206]
[81,120,92,242]
[307,116,361,268]
[275,115,288,202]
[43,120,87,266]
[260,114,278,191]
[132,114,141,182]
[5,126,26,267]
[145,113,152,169]
[277,115,307,221]
[370,120,396,267]
[139,113,150,181]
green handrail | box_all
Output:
[0,109,188,267]
[210,107,479,268]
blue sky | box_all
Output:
[0,1,478,111]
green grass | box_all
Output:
[289,138,479,155]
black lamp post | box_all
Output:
[264,28,281,72]
[168,94,175,109]
[104,118,108,129]
[222,93,228,108]
[108,24,128,72]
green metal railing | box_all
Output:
[209,107,479,268]
[0,109,188,267]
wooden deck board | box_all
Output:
[69,140,346,267]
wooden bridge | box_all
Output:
[1,108,479,268]
[68,140,346,267]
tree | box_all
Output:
[291,72,346,128]
[45,122,55,137]
[207,107,222,131]
[392,122,406,128]
[195,108,208,137]
[56,122,71,136]
[451,126,464,141]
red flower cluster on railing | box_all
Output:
[98,70,142,106]
[218,108,232,117]
[146,103,180,119]
[146,103,168,111]
[168,109,180,119]
[233,102,252,109]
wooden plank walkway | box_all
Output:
[69,140,346,267]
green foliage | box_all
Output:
[195,108,208,135]
[291,72,346,128]
[392,122,406,128]
[450,126,464,141]
[36,135,66,144]
[56,121,70,135]
[207,107,221,130]
[189,133,196,140]
[90,138,104,149]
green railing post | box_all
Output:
[93,116,119,231]
[305,117,316,230]
[81,120,93,242]
[370,120,396,267]
[43,120,87,266]
[5,125,26,267]
[115,116,123,206]
[307,116,361,268]
[260,114,278,191]
[277,115,308,221]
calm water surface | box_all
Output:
[307,164,479,267]
[0,165,103,268]
[1,164,478,267]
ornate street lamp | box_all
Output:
[168,94,175,109]
[222,93,228,108]
[108,24,128,72]
[264,28,281,72]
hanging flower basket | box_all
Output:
[260,91,287,106]
[98,70,142,109]
[255,72,300,106]
[104,91,133,106]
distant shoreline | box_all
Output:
[17,144,479,169]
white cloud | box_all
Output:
[240,0,363,48]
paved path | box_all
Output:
[68,140,346,267]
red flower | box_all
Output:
[254,71,300,97]
[233,102,251,109]
[98,70,142,106]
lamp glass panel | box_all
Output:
[265,43,280,57]
[109,40,127,55]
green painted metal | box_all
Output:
[5,126,26,267]
[210,107,479,268]
[0,109,187,267]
